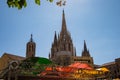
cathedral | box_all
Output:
[1,10,120,79]
[0,10,94,73]
[49,10,94,67]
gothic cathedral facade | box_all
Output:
[49,10,94,67]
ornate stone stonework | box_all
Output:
[49,10,76,66]
[49,10,94,67]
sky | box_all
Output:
[0,0,120,65]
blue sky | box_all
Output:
[0,0,120,65]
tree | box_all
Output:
[7,0,53,9]
[7,0,66,9]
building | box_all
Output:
[49,10,94,67]
[101,58,120,79]
[0,53,25,71]
[0,34,36,79]
[73,40,94,67]
[0,10,120,79]
[26,34,36,58]
[115,58,120,78]
[0,53,25,79]
[0,34,36,71]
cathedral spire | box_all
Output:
[82,40,90,57]
[84,40,87,51]
[54,31,57,42]
[61,9,67,32]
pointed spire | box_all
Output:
[84,40,87,51]
[82,40,91,57]
[61,9,67,32]
[75,47,76,56]
[49,52,51,59]
[30,34,33,42]
[54,31,57,42]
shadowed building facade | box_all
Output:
[101,58,120,79]
[49,10,94,67]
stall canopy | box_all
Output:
[69,62,93,70]
[96,67,109,72]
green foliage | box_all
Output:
[27,57,52,64]
[20,57,52,69]
[48,0,53,2]
[19,57,53,75]
[7,0,54,9]
[35,0,40,5]
[7,0,27,9]
[32,71,39,75]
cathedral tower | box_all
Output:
[26,34,36,58]
[82,40,90,57]
[73,40,94,67]
[50,10,75,66]
[81,40,94,66]
[49,10,94,66]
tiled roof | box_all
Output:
[101,61,115,66]
[2,53,25,61]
